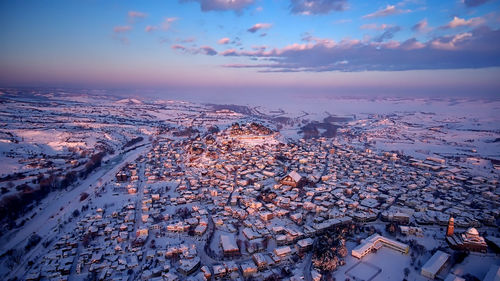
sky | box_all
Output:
[1,0,500,97]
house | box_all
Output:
[260,211,274,221]
[240,261,258,277]
[194,224,207,235]
[280,171,304,188]
[178,257,200,275]
[220,234,239,256]
[200,265,212,280]
[213,264,227,278]
[296,238,313,253]
[252,253,268,269]
[274,246,292,257]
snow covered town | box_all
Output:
[0,91,499,281]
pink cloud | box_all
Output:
[360,23,394,30]
[247,23,272,33]
[172,44,217,56]
[412,19,431,33]
[113,25,132,33]
[162,17,179,30]
[219,27,500,72]
[430,32,472,50]
[145,25,157,32]
[218,37,231,44]
[128,11,148,23]
[145,18,178,33]
[442,16,484,29]
[362,5,410,19]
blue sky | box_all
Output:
[1,0,500,96]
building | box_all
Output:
[296,238,313,253]
[421,250,450,279]
[280,171,304,188]
[446,217,454,237]
[274,246,292,257]
[220,234,240,256]
[400,226,424,237]
[240,262,258,277]
[446,227,488,253]
[178,257,201,275]
[352,234,409,259]
[461,227,487,252]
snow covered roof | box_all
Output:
[288,170,302,182]
[220,234,238,252]
[466,227,479,236]
[421,250,450,276]
[274,246,291,256]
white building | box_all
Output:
[351,234,409,259]
[421,250,450,279]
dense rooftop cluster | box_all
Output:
[18,121,499,281]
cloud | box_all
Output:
[172,44,218,56]
[442,16,484,29]
[145,26,157,32]
[247,23,272,33]
[180,0,255,12]
[145,18,178,33]
[178,37,196,43]
[220,27,500,72]
[162,17,179,30]
[335,19,352,24]
[363,5,410,19]
[200,46,218,55]
[113,25,132,33]
[128,11,147,22]
[218,37,230,44]
[289,0,348,15]
[430,32,473,50]
[412,19,430,32]
[172,44,187,51]
[360,23,394,30]
[463,0,491,7]
[373,26,401,42]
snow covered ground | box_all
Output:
[0,89,498,281]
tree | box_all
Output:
[404,267,410,277]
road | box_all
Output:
[304,252,313,281]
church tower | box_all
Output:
[446,216,454,236]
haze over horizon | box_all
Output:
[1,0,500,97]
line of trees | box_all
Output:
[0,151,107,231]
[122,137,144,149]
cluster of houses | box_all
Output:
[22,121,499,281]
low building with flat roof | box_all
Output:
[352,234,409,259]
[220,234,239,256]
[421,250,450,279]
